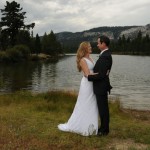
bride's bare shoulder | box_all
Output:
[80,58,86,63]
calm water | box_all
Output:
[0,54,150,110]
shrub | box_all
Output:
[13,44,30,59]
[30,54,40,61]
[6,47,23,62]
[0,51,10,62]
[2,44,31,62]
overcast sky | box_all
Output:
[0,0,150,36]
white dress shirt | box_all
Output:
[99,49,108,56]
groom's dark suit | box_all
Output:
[88,50,112,134]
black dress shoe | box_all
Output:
[98,128,102,133]
[97,131,109,136]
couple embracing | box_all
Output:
[58,35,113,137]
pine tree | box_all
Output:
[0,1,35,48]
[16,30,31,47]
[35,34,41,55]
[41,32,48,54]
[41,31,63,55]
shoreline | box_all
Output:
[0,90,150,112]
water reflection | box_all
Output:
[0,62,39,92]
[31,61,58,92]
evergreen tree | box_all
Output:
[16,30,31,47]
[35,34,41,55]
[136,31,142,53]
[0,1,35,48]
[48,30,60,55]
[126,37,131,52]
[30,36,35,54]
[0,27,9,50]
[41,31,63,55]
[126,37,131,43]
[41,32,48,54]
[121,34,126,52]
[117,37,122,52]
[137,30,142,41]
[142,34,150,53]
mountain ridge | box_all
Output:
[55,24,150,44]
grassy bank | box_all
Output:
[0,91,150,150]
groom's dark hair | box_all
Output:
[99,35,110,46]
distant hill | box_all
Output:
[55,24,150,51]
[120,24,150,39]
[55,26,138,43]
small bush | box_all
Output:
[0,44,31,62]
[13,45,30,59]
[0,51,10,62]
[6,47,23,62]
[30,54,40,61]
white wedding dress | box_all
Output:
[58,58,98,136]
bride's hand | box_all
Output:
[84,72,98,77]
[106,70,110,75]
[91,72,98,75]
[92,70,109,76]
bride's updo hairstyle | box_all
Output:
[76,41,89,72]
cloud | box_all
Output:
[0,0,149,36]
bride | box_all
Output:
[58,41,98,136]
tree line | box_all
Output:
[61,31,150,55]
[0,1,63,63]
[92,31,150,55]
[110,31,150,55]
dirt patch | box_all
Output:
[122,109,150,121]
[107,139,148,150]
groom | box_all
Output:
[88,35,112,136]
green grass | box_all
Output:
[0,91,150,150]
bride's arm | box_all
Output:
[80,59,98,77]
[80,59,98,76]
[80,59,90,76]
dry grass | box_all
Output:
[0,91,150,150]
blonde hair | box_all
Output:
[76,41,90,72]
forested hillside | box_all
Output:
[55,24,150,55]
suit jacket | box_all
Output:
[88,50,112,95]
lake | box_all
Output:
[0,54,150,110]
